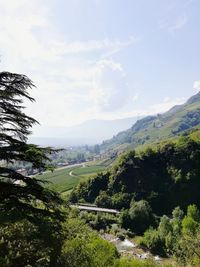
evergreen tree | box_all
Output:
[0,71,64,266]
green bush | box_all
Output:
[128,200,155,234]
[111,193,132,209]
[95,191,112,208]
[61,218,118,267]
[140,227,165,255]
[0,220,51,267]
[113,258,174,267]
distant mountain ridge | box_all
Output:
[101,92,200,152]
[29,117,141,146]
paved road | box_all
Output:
[54,163,84,171]
[70,204,120,214]
[41,163,84,175]
[69,170,74,176]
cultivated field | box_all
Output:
[37,162,109,194]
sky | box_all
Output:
[0,0,200,137]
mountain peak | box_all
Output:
[186,91,200,105]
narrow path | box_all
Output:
[69,163,86,176]
[69,170,74,176]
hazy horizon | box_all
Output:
[0,0,200,139]
[28,116,141,146]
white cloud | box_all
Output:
[0,0,190,137]
[193,80,200,92]
[150,97,185,114]
[51,36,138,56]
[89,59,131,112]
[0,0,137,65]
[0,0,140,129]
[159,14,188,33]
[168,15,188,32]
[159,0,190,34]
[27,58,135,127]
[86,96,186,122]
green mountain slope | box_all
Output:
[101,92,200,152]
[70,128,200,215]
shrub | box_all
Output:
[113,258,173,267]
[128,200,155,234]
[95,191,112,208]
[140,228,165,256]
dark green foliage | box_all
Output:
[141,205,200,266]
[95,191,112,208]
[120,200,155,235]
[0,72,36,140]
[172,109,200,134]
[120,209,131,230]
[61,218,118,267]
[0,71,62,221]
[128,200,155,234]
[140,227,165,255]
[111,193,132,209]
[182,204,200,236]
[0,71,64,266]
[69,172,109,203]
[171,205,200,266]
[79,211,118,231]
[72,132,200,218]
[113,258,174,267]
[0,220,51,267]
[0,211,119,267]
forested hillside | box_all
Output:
[71,128,200,216]
[101,92,200,152]
[70,129,200,264]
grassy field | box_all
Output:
[72,165,105,176]
[37,162,109,194]
[38,167,80,193]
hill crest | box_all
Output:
[101,91,200,152]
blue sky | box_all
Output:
[0,0,200,135]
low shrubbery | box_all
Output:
[113,258,174,267]
[140,205,200,266]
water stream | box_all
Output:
[113,238,136,252]
[102,234,136,252]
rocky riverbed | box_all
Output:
[101,233,163,262]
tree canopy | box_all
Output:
[0,71,64,266]
[0,71,63,221]
[71,132,200,216]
